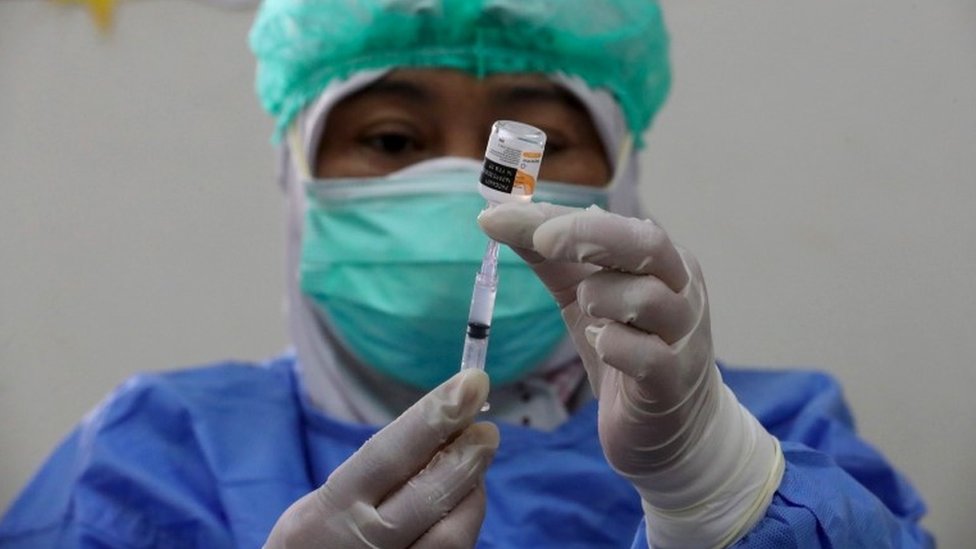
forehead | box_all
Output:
[342,68,591,115]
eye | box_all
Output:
[362,132,420,155]
[543,137,568,155]
[535,128,571,156]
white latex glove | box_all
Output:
[479,203,784,549]
[265,369,499,549]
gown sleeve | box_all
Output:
[628,368,934,548]
[0,374,237,548]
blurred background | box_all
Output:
[2,0,974,545]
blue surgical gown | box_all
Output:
[0,355,933,548]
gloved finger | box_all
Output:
[533,207,689,293]
[560,303,610,395]
[585,322,691,409]
[477,201,580,250]
[325,369,490,507]
[578,270,695,344]
[479,203,599,307]
[508,244,601,307]
[370,422,499,547]
[410,482,488,549]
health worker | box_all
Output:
[0,1,934,548]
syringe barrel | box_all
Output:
[460,331,489,371]
[467,279,497,326]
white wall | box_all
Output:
[2,1,974,546]
[649,1,976,545]
[0,0,286,513]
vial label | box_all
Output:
[480,122,545,200]
[480,157,519,193]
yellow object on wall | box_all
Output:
[58,0,118,31]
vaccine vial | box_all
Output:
[479,120,547,204]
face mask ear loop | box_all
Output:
[606,133,634,191]
[288,123,313,182]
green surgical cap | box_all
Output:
[249,0,671,145]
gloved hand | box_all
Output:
[479,203,784,549]
[265,369,499,549]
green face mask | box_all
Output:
[299,162,607,390]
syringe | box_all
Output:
[458,121,547,411]
[460,237,500,375]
